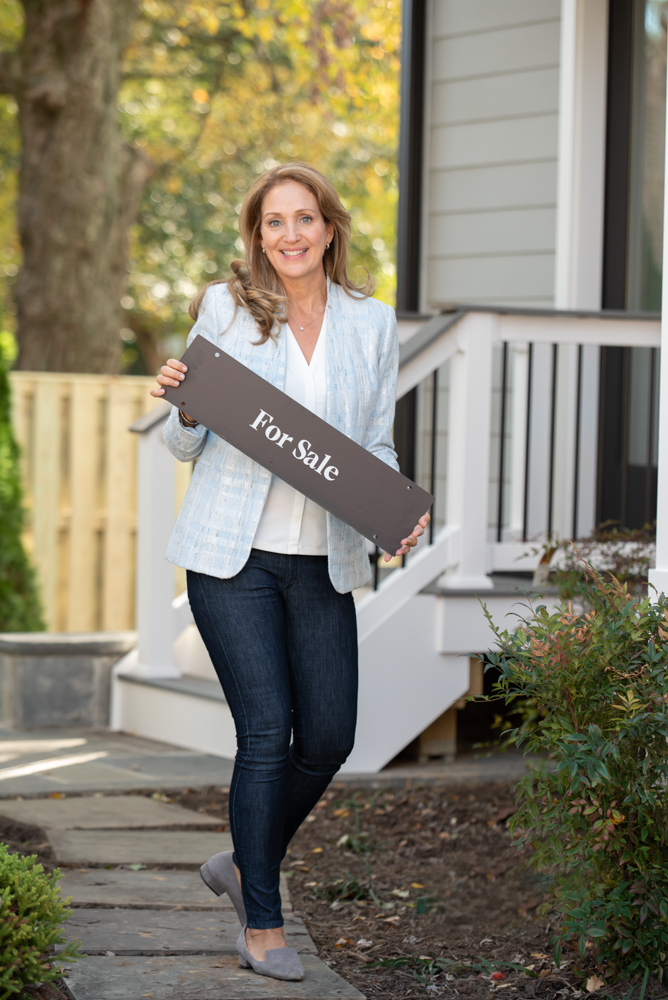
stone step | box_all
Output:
[62,954,364,999]
[49,828,234,865]
[59,867,292,912]
[0,794,221,829]
[57,907,315,956]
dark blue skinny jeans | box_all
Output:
[187,550,358,929]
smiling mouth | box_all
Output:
[280,248,308,257]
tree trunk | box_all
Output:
[3,0,151,373]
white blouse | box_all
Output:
[252,312,329,555]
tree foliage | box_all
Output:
[0,332,43,631]
[0,0,400,373]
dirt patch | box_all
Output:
[0,813,55,870]
[168,782,666,999]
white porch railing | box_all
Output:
[126,307,661,677]
[114,308,660,770]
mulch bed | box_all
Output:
[2,782,666,999]
[165,782,668,1000]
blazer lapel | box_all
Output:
[227,308,287,390]
[326,281,356,437]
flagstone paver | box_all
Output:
[0,794,221,829]
[49,828,234,865]
[57,908,315,955]
[62,954,364,999]
[59,868,292,911]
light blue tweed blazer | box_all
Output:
[163,279,399,593]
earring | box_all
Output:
[325,242,330,249]
[261,247,266,253]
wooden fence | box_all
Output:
[9,372,192,632]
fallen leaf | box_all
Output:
[333,808,350,817]
[312,847,323,853]
[334,937,352,947]
[391,889,410,898]
[49,792,65,798]
[491,971,505,981]
[411,882,424,889]
[357,939,373,948]
[586,975,605,992]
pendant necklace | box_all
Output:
[288,307,325,332]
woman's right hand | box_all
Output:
[151,359,196,424]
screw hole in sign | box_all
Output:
[181,402,186,406]
[407,485,412,490]
[373,534,378,540]
[215,352,220,357]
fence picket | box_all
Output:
[102,382,141,630]
[67,381,103,631]
[31,380,63,628]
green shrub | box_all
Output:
[0,843,81,998]
[0,337,44,631]
[483,566,668,984]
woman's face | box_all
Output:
[259,181,334,287]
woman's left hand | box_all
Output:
[384,511,431,562]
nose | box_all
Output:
[283,221,300,242]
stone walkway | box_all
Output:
[0,793,363,999]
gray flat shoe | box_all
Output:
[236,925,304,982]
[200,851,247,926]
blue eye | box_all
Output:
[268,219,281,227]
[300,216,312,224]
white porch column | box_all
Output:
[554,0,608,310]
[648,49,668,597]
[130,407,181,678]
[439,313,495,590]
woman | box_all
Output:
[152,163,429,982]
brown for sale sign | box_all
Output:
[163,335,433,554]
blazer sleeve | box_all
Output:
[363,303,400,472]
[162,286,220,462]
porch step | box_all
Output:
[117,672,226,702]
[113,669,237,760]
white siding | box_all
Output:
[424,0,561,310]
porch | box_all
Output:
[112,306,661,772]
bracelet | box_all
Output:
[179,410,199,428]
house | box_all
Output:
[112,0,667,770]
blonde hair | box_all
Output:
[189,162,374,343]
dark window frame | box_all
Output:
[394,0,427,480]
